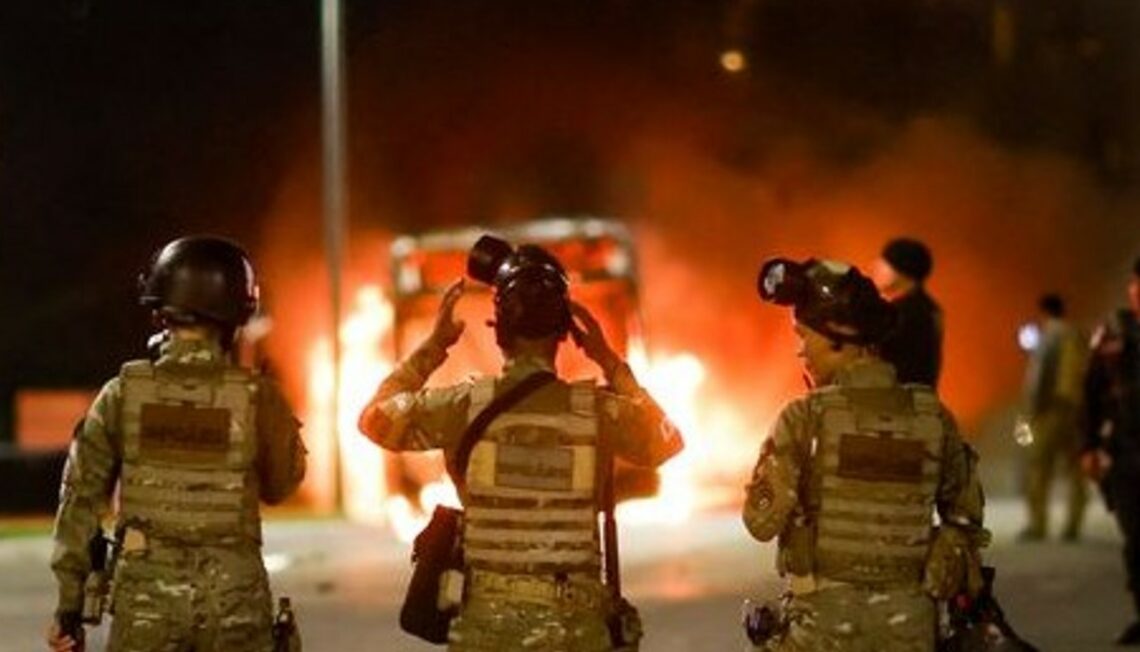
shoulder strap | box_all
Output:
[598,421,623,600]
[448,371,558,494]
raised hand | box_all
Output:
[429,278,467,349]
[569,301,620,377]
[45,621,80,652]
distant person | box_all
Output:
[1083,256,1140,645]
[1019,293,1089,542]
[872,237,944,388]
[46,236,306,652]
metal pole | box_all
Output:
[320,0,347,512]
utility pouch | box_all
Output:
[81,529,119,625]
[399,506,463,645]
[607,596,643,651]
[777,522,815,577]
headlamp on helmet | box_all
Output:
[757,257,895,346]
[466,235,572,344]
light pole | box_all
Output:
[320,0,347,512]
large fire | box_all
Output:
[304,282,764,541]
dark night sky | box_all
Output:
[0,2,318,390]
[1,0,1138,440]
[0,0,727,392]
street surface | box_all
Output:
[0,498,1129,651]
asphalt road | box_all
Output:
[0,498,1130,651]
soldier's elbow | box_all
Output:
[357,408,378,442]
[357,407,394,448]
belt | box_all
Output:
[466,569,605,609]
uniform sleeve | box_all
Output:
[50,379,122,616]
[935,410,986,535]
[597,363,683,468]
[357,340,472,452]
[255,378,307,505]
[742,398,813,543]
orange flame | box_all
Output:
[305,280,767,541]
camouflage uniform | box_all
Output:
[743,360,986,652]
[359,340,683,652]
[51,337,307,652]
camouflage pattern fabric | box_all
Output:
[108,543,273,652]
[744,359,986,651]
[359,341,682,471]
[451,583,620,652]
[756,585,936,652]
[359,340,683,652]
[51,336,306,650]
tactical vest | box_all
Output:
[118,360,262,545]
[461,377,601,576]
[807,385,945,586]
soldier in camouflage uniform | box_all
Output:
[47,236,307,652]
[358,236,683,652]
[744,258,987,652]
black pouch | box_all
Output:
[399,506,463,644]
[607,596,644,650]
[939,567,1040,652]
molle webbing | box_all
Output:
[462,378,601,575]
[118,360,260,544]
[811,385,944,586]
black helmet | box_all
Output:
[139,236,259,328]
[758,257,896,346]
[467,235,571,346]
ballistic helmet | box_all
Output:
[467,235,572,346]
[139,236,259,328]
[758,257,896,346]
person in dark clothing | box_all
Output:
[1082,256,1140,646]
[871,238,944,388]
